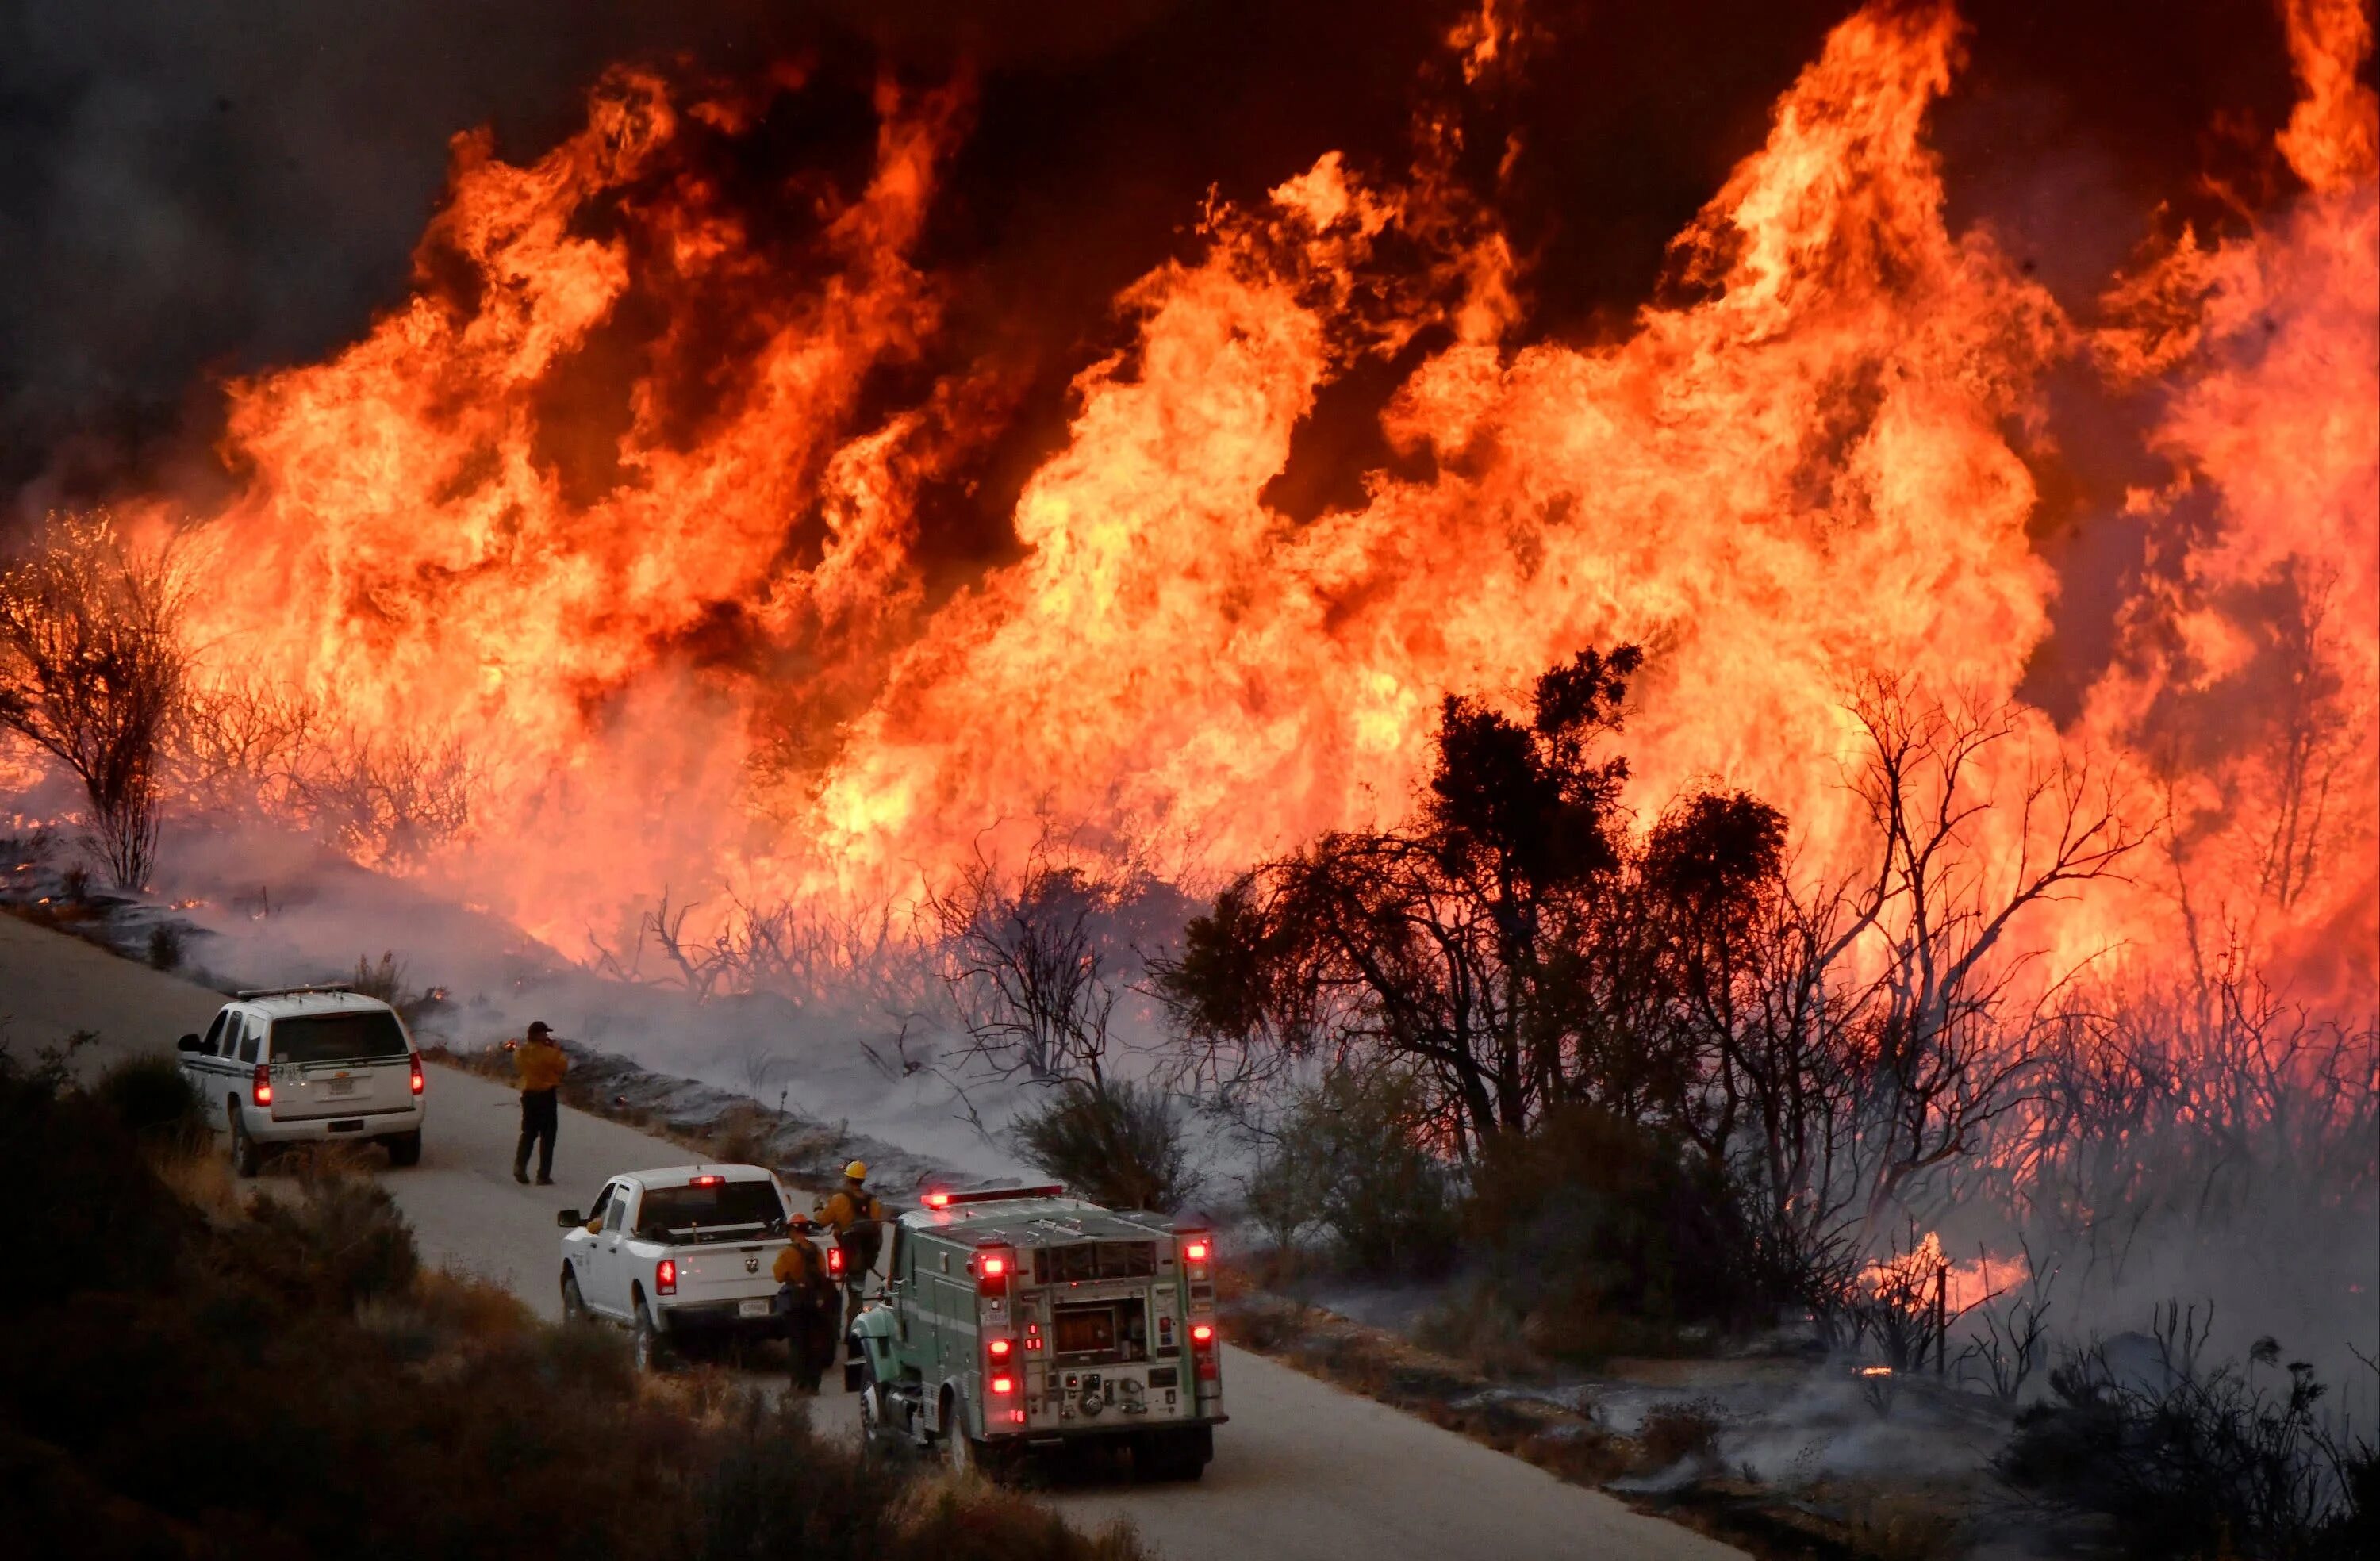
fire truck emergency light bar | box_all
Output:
[919,1183,1067,1209]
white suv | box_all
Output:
[176,985,427,1176]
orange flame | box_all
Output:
[132,0,2373,1001]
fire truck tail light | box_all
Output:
[989,1375,1015,1395]
[1190,1324,1214,1344]
[1184,1240,1209,1262]
[975,1250,1012,1298]
[981,1256,1005,1277]
[656,1259,677,1295]
[988,1337,1012,1360]
[251,1064,272,1107]
[827,1245,846,1277]
[409,1054,424,1095]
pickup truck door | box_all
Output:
[591,1183,635,1317]
[562,1182,613,1313]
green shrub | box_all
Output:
[1257,1067,1460,1277]
[1014,1080,1202,1213]
[0,1046,1141,1561]
[1464,1103,1763,1354]
[92,1053,206,1147]
[234,1166,420,1310]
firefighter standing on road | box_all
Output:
[817,1160,889,1328]
[774,1214,835,1392]
[511,1022,568,1186]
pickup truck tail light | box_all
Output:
[251,1064,272,1108]
[656,1259,677,1296]
[409,1053,425,1095]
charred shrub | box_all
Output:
[1014,1080,1202,1214]
[1465,1104,1761,1356]
[93,1051,207,1148]
[145,920,184,970]
[1996,1311,2374,1559]
[1637,1396,1726,1474]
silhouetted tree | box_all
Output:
[0,512,190,888]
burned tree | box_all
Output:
[929,848,1127,1090]
[0,512,191,888]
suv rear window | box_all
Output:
[638,1180,785,1235]
[267,1011,409,1064]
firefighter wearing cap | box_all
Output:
[817,1160,889,1326]
[511,1022,568,1186]
[773,1214,836,1392]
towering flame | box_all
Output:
[152,0,2374,993]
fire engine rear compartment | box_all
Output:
[1050,1295,1148,1361]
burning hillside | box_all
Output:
[6,0,2374,1006]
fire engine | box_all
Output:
[844,1185,1224,1479]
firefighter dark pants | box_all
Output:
[515,1088,559,1180]
[778,1290,831,1392]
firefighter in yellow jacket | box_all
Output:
[817,1160,888,1326]
[511,1022,568,1186]
[774,1215,835,1391]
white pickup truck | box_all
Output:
[555,1164,808,1371]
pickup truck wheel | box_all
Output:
[561,1270,590,1325]
[228,1104,262,1179]
[382,1131,421,1168]
[631,1306,672,1374]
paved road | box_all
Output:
[4,915,1741,1561]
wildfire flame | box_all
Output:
[97,0,2372,996]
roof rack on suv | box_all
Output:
[233,983,359,1000]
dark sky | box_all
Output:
[0,0,2313,511]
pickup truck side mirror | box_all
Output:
[555,1209,582,1228]
[175,1034,201,1053]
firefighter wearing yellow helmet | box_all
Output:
[817,1160,889,1327]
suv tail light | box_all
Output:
[975,1250,1011,1299]
[656,1259,677,1296]
[251,1064,272,1108]
[409,1053,425,1095]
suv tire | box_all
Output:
[382,1130,422,1168]
[228,1102,262,1179]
